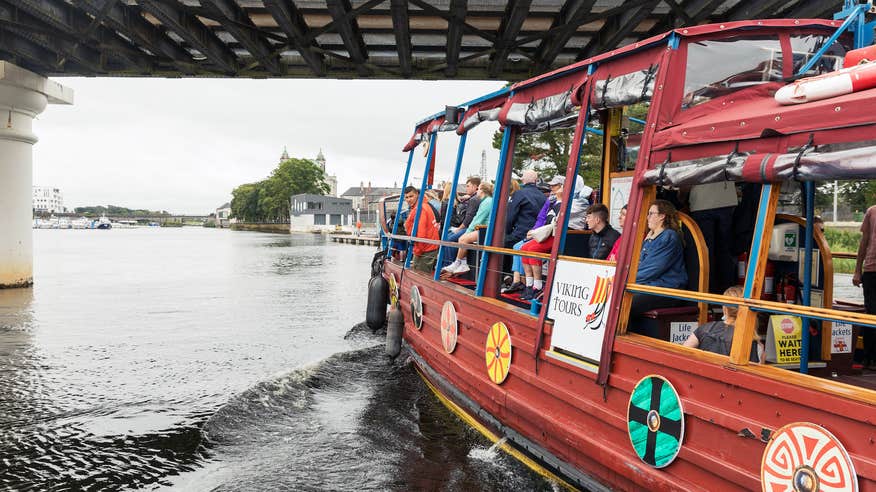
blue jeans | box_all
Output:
[441,228,467,268]
[511,239,527,275]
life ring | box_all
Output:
[485,322,512,384]
[775,61,876,105]
[440,301,458,353]
[761,422,858,492]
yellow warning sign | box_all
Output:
[768,315,802,364]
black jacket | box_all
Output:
[588,224,621,260]
[504,183,547,245]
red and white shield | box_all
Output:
[761,422,857,492]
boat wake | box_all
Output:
[165,333,555,491]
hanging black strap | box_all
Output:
[724,142,740,182]
[640,64,657,101]
[793,133,815,182]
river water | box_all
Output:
[0,228,554,491]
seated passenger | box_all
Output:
[520,176,564,300]
[567,175,592,231]
[628,200,688,335]
[441,177,482,268]
[606,204,627,261]
[585,203,620,260]
[442,183,494,275]
[503,182,556,294]
[684,286,761,361]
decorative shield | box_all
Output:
[485,322,512,384]
[388,273,399,308]
[627,375,684,468]
[440,301,458,354]
[410,285,423,330]
[761,422,858,492]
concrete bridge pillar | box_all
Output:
[0,62,73,288]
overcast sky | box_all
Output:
[31,77,507,215]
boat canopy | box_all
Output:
[642,139,876,186]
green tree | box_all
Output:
[491,126,603,187]
[230,157,329,223]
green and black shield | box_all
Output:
[627,375,684,468]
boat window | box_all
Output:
[683,36,782,109]
[790,34,847,77]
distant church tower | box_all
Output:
[317,149,338,197]
[280,146,290,163]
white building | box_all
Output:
[32,186,65,213]
[289,194,352,233]
[215,202,231,228]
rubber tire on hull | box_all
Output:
[366,275,389,330]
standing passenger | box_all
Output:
[505,170,547,248]
[403,186,440,273]
[853,204,876,369]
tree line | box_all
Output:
[74,205,170,217]
[231,157,329,223]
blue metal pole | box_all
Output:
[434,132,468,280]
[797,3,867,76]
[475,127,513,296]
[386,149,416,256]
[405,132,437,269]
[743,184,774,298]
[800,181,816,374]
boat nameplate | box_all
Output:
[485,322,512,384]
[548,260,615,364]
[761,422,858,492]
[440,301,458,354]
[627,375,684,468]
[388,273,399,308]
[410,285,423,330]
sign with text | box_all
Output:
[609,176,632,231]
[669,322,696,344]
[831,322,853,354]
[765,315,802,363]
[548,260,616,364]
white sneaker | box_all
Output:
[442,260,460,272]
[452,262,470,274]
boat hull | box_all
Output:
[386,261,875,491]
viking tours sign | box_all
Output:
[548,260,616,364]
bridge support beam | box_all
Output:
[0,62,73,288]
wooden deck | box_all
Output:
[329,234,380,246]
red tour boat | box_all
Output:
[368,3,876,490]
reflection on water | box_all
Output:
[0,228,551,491]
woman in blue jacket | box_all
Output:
[629,199,688,336]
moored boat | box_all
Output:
[369,4,876,491]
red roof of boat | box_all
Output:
[651,83,876,151]
[511,18,842,93]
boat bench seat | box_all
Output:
[561,230,592,258]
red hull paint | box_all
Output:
[386,262,876,491]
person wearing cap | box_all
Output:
[519,175,565,301]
